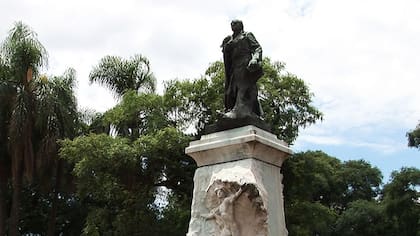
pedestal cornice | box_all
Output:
[185,125,292,167]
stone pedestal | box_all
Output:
[185,125,292,236]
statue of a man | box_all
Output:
[221,20,264,119]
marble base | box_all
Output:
[185,126,292,236]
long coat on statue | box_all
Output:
[222,31,264,118]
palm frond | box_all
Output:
[1,21,48,85]
[89,54,156,97]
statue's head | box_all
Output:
[231,19,244,33]
[215,187,227,198]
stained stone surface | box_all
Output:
[185,126,291,236]
[186,125,291,167]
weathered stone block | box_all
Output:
[186,126,291,236]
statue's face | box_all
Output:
[216,189,226,198]
[231,21,242,33]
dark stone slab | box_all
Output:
[203,116,271,134]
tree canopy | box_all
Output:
[89,54,156,97]
[0,22,83,236]
[407,123,420,149]
[283,151,419,236]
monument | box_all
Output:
[186,20,292,236]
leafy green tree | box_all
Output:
[259,59,322,143]
[135,128,194,235]
[0,21,48,236]
[60,127,193,235]
[340,160,382,207]
[33,70,81,236]
[0,22,84,235]
[407,123,420,149]
[103,90,171,140]
[62,70,196,233]
[334,200,387,236]
[164,59,322,143]
[382,167,420,236]
[1,71,83,236]
[286,201,337,236]
[283,151,341,235]
[0,54,11,235]
[60,134,145,235]
[282,151,384,235]
[89,54,156,97]
[283,151,343,206]
[163,65,224,133]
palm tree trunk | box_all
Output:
[0,161,8,236]
[9,152,23,236]
[47,159,62,236]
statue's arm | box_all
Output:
[246,32,262,63]
[221,35,232,51]
[201,207,218,220]
[201,212,215,220]
[231,186,245,202]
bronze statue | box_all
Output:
[222,20,263,119]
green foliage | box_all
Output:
[17,184,86,235]
[286,201,337,235]
[283,151,385,235]
[59,127,194,235]
[283,152,420,236]
[407,123,420,149]
[163,62,224,132]
[89,54,156,97]
[1,21,48,236]
[134,127,194,194]
[0,22,84,236]
[1,21,47,82]
[104,90,170,139]
[60,134,149,235]
[156,193,192,236]
[259,58,322,143]
[1,21,49,177]
[60,134,137,201]
[340,160,382,206]
[35,69,79,138]
[382,167,420,236]
[334,200,387,236]
[283,151,343,205]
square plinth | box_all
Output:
[185,125,292,167]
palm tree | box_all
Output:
[88,54,157,139]
[0,21,48,236]
[89,54,156,97]
[1,22,82,235]
[34,69,80,235]
[0,54,12,236]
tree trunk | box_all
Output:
[47,159,62,236]
[9,156,23,236]
[0,161,9,236]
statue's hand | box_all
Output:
[247,58,259,72]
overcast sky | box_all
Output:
[1,0,419,181]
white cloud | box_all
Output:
[1,0,420,161]
[273,0,420,152]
